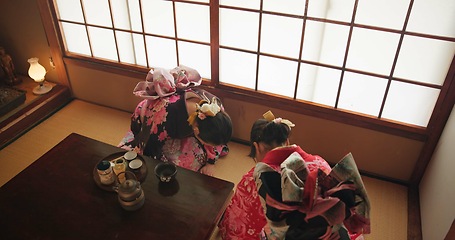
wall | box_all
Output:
[0,0,59,84]
[224,98,423,181]
[0,0,425,183]
[419,105,455,240]
[66,64,141,112]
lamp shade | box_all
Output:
[27,57,46,82]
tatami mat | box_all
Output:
[0,100,131,186]
[0,99,407,239]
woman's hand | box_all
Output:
[200,164,215,176]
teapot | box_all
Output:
[116,171,145,211]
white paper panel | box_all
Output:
[87,27,117,61]
[347,28,400,75]
[175,2,210,42]
[116,31,136,64]
[55,0,84,22]
[219,49,257,89]
[111,0,131,30]
[298,64,341,107]
[355,0,409,30]
[132,34,146,67]
[302,21,349,67]
[220,9,259,51]
[145,36,177,70]
[338,72,388,116]
[127,0,143,32]
[260,14,303,59]
[308,0,355,23]
[178,42,211,79]
[142,0,175,37]
[258,56,298,98]
[407,0,455,38]
[82,0,112,27]
[395,36,455,86]
[382,81,440,126]
[263,0,305,16]
[61,22,91,56]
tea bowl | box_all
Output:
[154,162,177,183]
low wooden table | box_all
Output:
[0,133,234,239]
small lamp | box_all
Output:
[28,57,52,94]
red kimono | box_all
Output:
[254,145,370,239]
[218,168,266,240]
[218,145,333,240]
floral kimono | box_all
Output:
[118,66,228,172]
[218,145,332,240]
[218,167,267,240]
[254,146,370,240]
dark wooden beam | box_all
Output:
[408,185,422,240]
[411,55,455,185]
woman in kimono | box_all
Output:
[219,111,370,240]
[218,111,299,239]
[253,111,371,239]
[118,65,232,176]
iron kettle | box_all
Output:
[116,171,145,211]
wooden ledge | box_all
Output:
[0,84,72,149]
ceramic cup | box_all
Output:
[154,162,177,183]
[129,159,143,170]
[123,151,137,161]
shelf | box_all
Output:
[0,77,72,149]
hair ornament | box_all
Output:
[134,65,201,99]
[187,111,197,126]
[199,97,221,117]
[187,97,221,126]
[263,110,275,122]
[280,119,295,128]
[262,110,295,128]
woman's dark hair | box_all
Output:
[196,111,232,146]
[248,118,291,158]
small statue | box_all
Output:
[0,47,21,85]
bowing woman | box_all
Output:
[118,65,232,176]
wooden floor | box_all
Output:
[0,99,408,239]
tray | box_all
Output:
[93,151,148,192]
[0,86,26,116]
